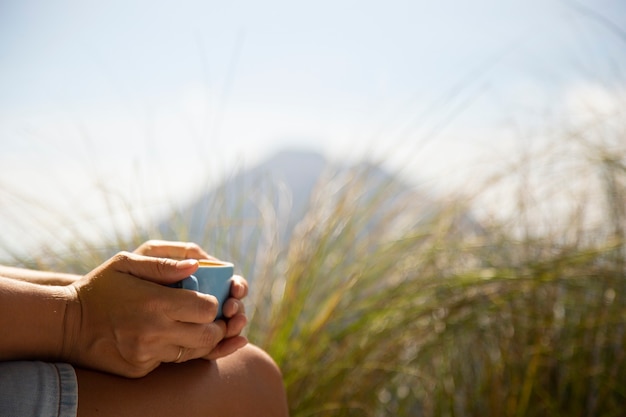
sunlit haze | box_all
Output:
[1,0,625,252]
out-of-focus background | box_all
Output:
[2,1,626,416]
[1,0,624,251]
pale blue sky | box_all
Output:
[0,0,625,252]
[2,1,623,158]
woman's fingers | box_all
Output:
[133,240,216,261]
[230,275,248,299]
[161,289,221,324]
[111,313,227,371]
[163,321,227,359]
[201,336,249,361]
[109,251,198,286]
[224,314,248,339]
[222,297,245,317]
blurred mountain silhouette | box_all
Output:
[159,148,479,260]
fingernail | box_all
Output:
[176,259,198,269]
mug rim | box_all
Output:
[197,259,234,268]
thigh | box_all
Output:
[76,344,288,417]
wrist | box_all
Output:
[0,278,75,361]
[59,285,82,364]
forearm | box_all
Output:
[0,277,73,361]
[0,265,80,285]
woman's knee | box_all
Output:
[231,343,284,383]
[215,344,289,416]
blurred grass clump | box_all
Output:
[2,109,626,417]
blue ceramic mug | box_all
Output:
[169,259,234,320]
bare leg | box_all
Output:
[76,344,289,417]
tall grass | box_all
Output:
[247,173,625,415]
[2,110,625,416]
[246,112,626,416]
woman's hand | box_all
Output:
[133,240,249,362]
[64,252,227,378]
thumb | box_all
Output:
[110,252,199,285]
